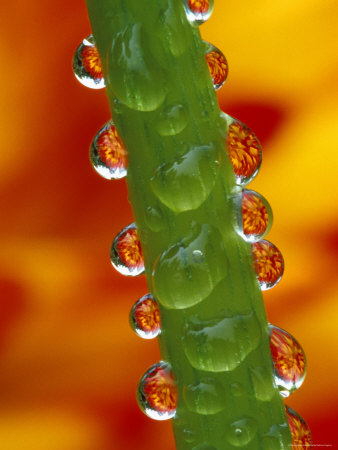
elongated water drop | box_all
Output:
[72,36,105,89]
[130,294,161,339]
[204,42,228,90]
[110,223,144,276]
[285,406,312,449]
[90,120,127,180]
[137,361,177,420]
[223,114,262,185]
[235,189,272,242]
[183,0,214,25]
[252,240,284,290]
[269,325,306,397]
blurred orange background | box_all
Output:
[0,0,337,448]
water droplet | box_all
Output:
[130,294,161,339]
[156,104,188,136]
[249,366,275,401]
[73,35,105,89]
[204,42,228,90]
[144,206,164,232]
[262,424,291,450]
[192,250,204,263]
[183,312,261,372]
[252,240,284,290]
[151,144,220,212]
[110,223,144,276]
[184,377,226,415]
[90,120,127,180]
[285,406,312,448]
[223,113,262,185]
[269,325,306,397]
[108,23,166,111]
[235,189,272,242]
[153,224,227,309]
[230,382,245,397]
[225,417,258,447]
[183,0,214,25]
[137,361,177,421]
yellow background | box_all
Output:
[0,0,337,448]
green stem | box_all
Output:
[85,0,292,448]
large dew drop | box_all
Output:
[269,325,306,397]
[130,294,161,339]
[223,113,262,185]
[252,240,284,290]
[72,35,105,89]
[90,120,127,180]
[204,41,228,90]
[137,361,177,421]
[285,406,312,448]
[110,223,144,276]
[235,189,272,243]
[183,0,214,25]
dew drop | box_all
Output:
[144,206,164,232]
[130,294,161,339]
[90,120,127,180]
[204,42,228,90]
[249,366,275,402]
[225,417,258,447]
[252,240,284,290]
[151,144,220,213]
[262,424,291,450]
[269,325,307,397]
[156,104,188,136]
[153,224,227,309]
[223,113,262,185]
[72,35,105,89]
[184,377,226,415]
[183,312,261,372]
[235,189,272,242]
[285,406,312,448]
[137,361,177,421]
[183,0,214,25]
[110,223,144,276]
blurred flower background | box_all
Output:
[0,0,337,448]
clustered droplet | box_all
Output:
[137,361,177,420]
[238,189,272,242]
[90,120,127,179]
[269,325,306,397]
[110,223,144,276]
[226,116,262,185]
[184,0,214,25]
[130,294,161,339]
[73,36,105,89]
[285,406,312,449]
[205,43,228,90]
[252,240,284,290]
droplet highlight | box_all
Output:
[130,294,161,339]
[285,406,312,449]
[184,377,226,415]
[90,120,127,180]
[137,361,177,421]
[72,35,105,89]
[235,189,272,242]
[184,0,214,25]
[205,42,228,90]
[110,223,144,276]
[225,417,258,447]
[183,311,261,372]
[224,114,262,185]
[270,325,306,397]
[252,240,284,290]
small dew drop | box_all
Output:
[285,406,312,448]
[110,223,144,276]
[90,120,127,180]
[225,417,257,447]
[156,104,188,136]
[72,35,105,89]
[269,325,307,397]
[184,0,214,26]
[130,294,161,339]
[137,361,177,421]
[252,240,284,290]
[204,42,228,90]
[192,250,204,264]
